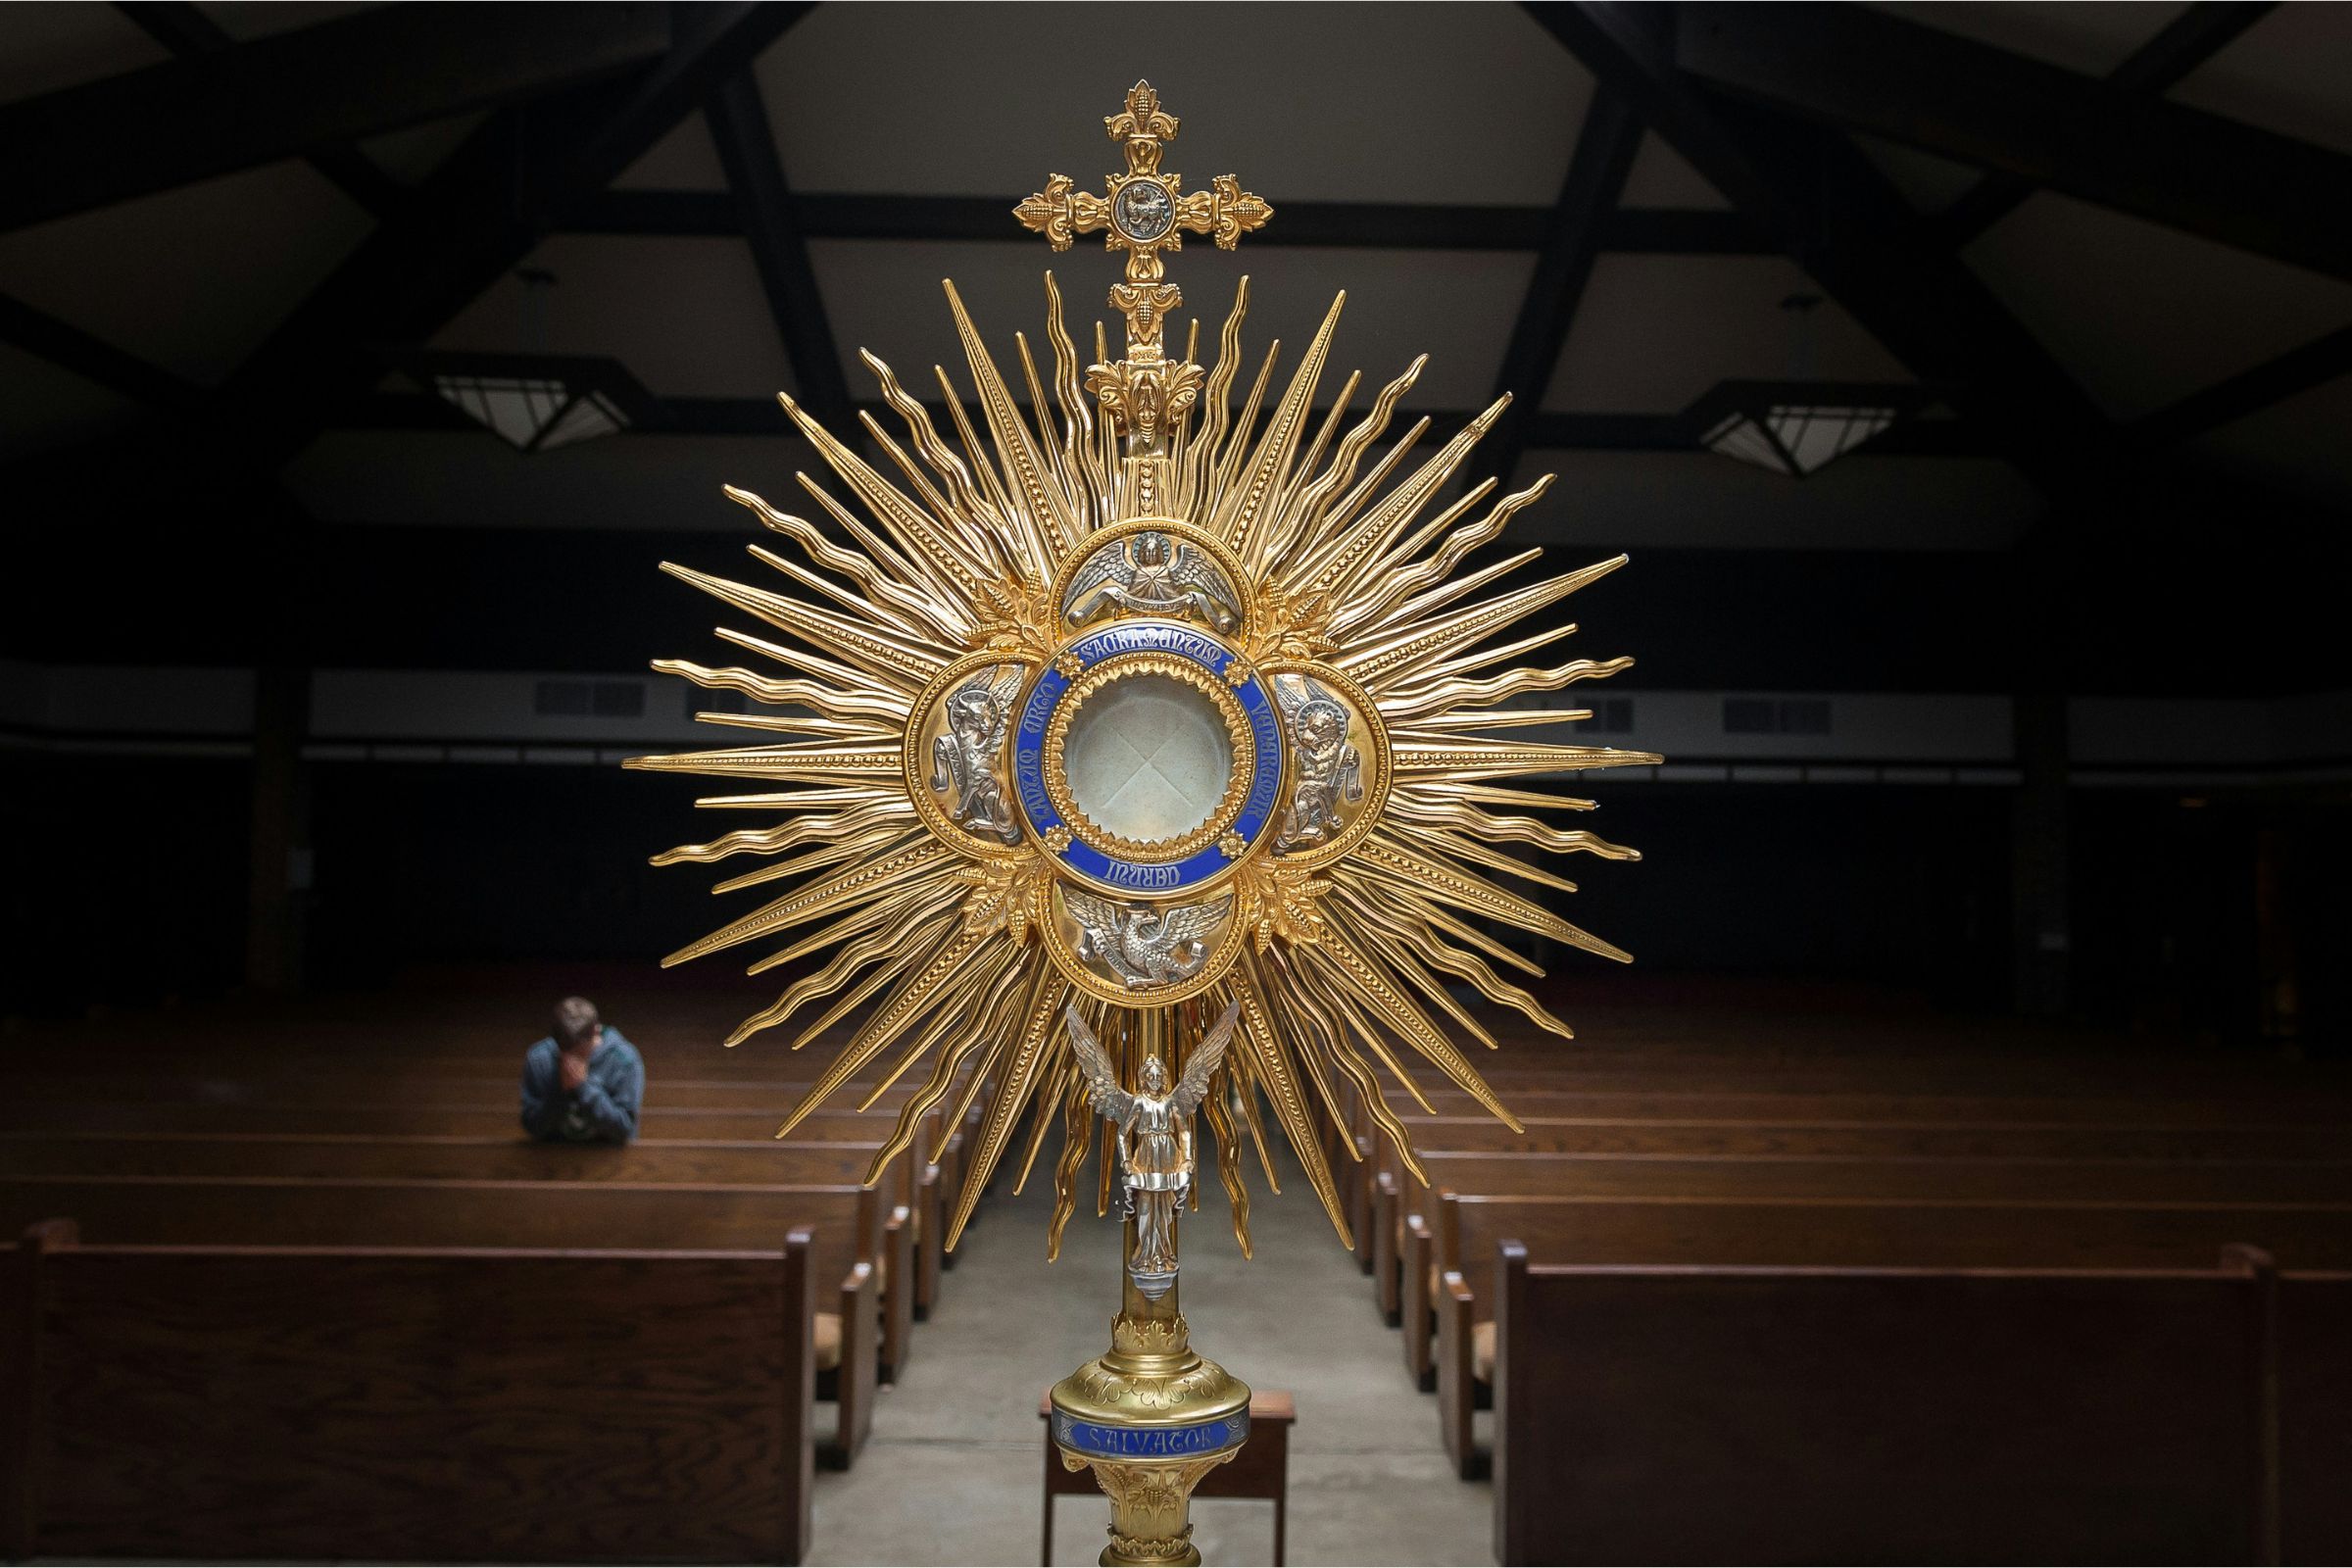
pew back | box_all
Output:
[1490,1245,2272,1565]
[2281,1272,2352,1565]
[4,1223,817,1563]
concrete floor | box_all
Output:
[809,1153,1493,1567]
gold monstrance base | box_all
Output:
[1051,1214,1250,1566]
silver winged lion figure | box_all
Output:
[1065,998,1241,1298]
[1060,530,1242,633]
[929,665,1024,843]
[1064,889,1232,990]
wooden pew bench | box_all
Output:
[1428,1191,2352,1480]
[0,1175,898,1466]
[1380,1149,2352,1371]
[1340,1101,2352,1274]
[1,1219,819,1563]
[1486,1243,2279,1564]
[0,1133,934,1379]
[1,1100,977,1301]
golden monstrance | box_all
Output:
[633,81,1655,1566]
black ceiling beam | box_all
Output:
[705,72,851,429]
[1673,2,2352,281]
[1,3,676,235]
[1526,3,2111,499]
[0,291,209,416]
[340,389,1998,459]
[563,187,1773,254]
[1936,2,2277,246]
[2129,325,2352,448]
[220,3,815,471]
[111,1,407,219]
[1488,88,1642,481]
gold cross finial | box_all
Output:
[1013,81,1273,352]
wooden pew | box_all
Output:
[2280,1270,2352,1564]
[1,1219,818,1564]
[1339,1101,2352,1272]
[0,1134,934,1379]
[1379,1150,2352,1364]
[1355,1116,2352,1326]
[1487,1242,2278,1564]
[0,1102,967,1305]
[1429,1192,2352,1480]
[0,1176,896,1466]
[1356,1083,2352,1128]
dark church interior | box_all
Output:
[2,3,2349,1564]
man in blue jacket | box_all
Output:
[520,996,644,1143]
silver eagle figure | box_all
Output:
[1063,889,1233,990]
[929,665,1024,842]
[1064,998,1242,1298]
[1060,530,1242,633]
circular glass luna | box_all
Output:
[1061,671,1235,845]
[1113,179,1175,242]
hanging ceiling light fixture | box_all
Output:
[389,269,651,453]
[1683,295,1936,477]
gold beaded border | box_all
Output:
[1042,652,1256,866]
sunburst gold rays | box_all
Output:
[636,263,1650,1270]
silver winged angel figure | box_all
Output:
[1065,998,1241,1298]
[1063,889,1233,990]
[929,665,1024,842]
[1060,530,1242,633]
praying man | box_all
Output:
[519,996,644,1143]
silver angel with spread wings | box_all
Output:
[1064,889,1233,990]
[1060,530,1241,633]
[929,665,1023,843]
[1066,998,1241,1298]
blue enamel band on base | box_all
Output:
[1015,620,1283,895]
[1053,1409,1250,1462]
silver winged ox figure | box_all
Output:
[1063,889,1232,990]
[1065,999,1241,1298]
[1060,530,1242,633]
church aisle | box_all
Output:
[809,1154,1491,1566]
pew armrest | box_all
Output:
[1437,1270,1481,1480]
[1349,1135,1375,1271]
[1373,1171,1402,1325]
[913,1162,943,1317]
[880,1207,915,1385]
[826,1262,879,1469]
[1402,1213,1436,1389]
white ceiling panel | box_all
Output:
[1866,2,2185,74]
[0,3,167,105]
[285,431,818,531]
[1964,193,2352,421]
[0,159,371,384]
[1545,255,1911,415]
[615,117,729,193]
[2189,376,2352,510]
[432,235,799,402]
[809,239,1535,415]
[1618,132,1730,210]
[0,342,145,462]
[758,2,1590,205]
[2170,5,2352,157]
[1507,450,2040,551]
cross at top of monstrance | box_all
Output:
[635,77,1652,1566]
[1015,81,1271,486]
